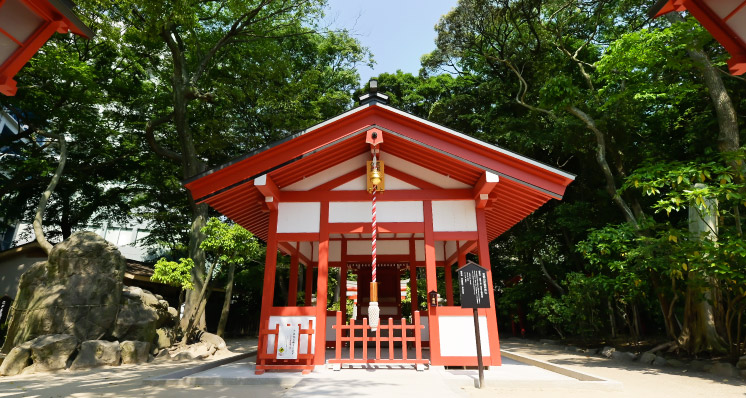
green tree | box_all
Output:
[174,218,263,341]
[199,218,263,337]
[0,0,148,251]
[414,0,745,356]
[111,0,369,331]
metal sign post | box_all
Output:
[473,307,484,388]
[457,261,490,389]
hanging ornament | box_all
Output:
[369,156,380,331]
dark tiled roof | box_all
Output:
[126,261,154,277]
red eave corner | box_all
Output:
[649,0,746,75]
[44,0,95,38]
[650,0,685,18]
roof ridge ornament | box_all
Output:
[359,77,389,106]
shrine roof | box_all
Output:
[183,101,575,243]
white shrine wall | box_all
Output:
[283,153,369,191]
[328,201,424,223]
[438,315,490,357]
[277,202,320,233]
[432,200,477,232]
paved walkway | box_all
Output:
[0,338,743,397]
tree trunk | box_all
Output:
[61,192,72,240]
[333,267,341,305]
[33,132,67,255]
[216,261,236,337]
[677,187,728,353]
[632,303,641,340]
[180,203,209,331]
[566,106,639,229]
[538,257,564,296]
[181,258,218,345]
[608,299,617,338]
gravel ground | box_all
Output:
[0,337,743,398]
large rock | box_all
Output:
[29,334,78,372]
[154,328,175,350]
[600,346,615,358]
[1,232,125,353]
[122,286,143,300]
[653,356,667,367]
[690,359,708,371]
[70,340,121,370]
[140,291,161,309]
[611,351,636,362]
[639,352,656,364]
[737,355,746,370]
[110,295,159,343]
[0,342,32,376]
[120,341,150,364]
[709,362,738,378]
[112,287,177,343]
[197,331,226,350]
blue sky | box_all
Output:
[323,0,458,82]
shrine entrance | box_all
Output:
[183,84,574,374]
[328,262,427,370]
[352,263,405,320]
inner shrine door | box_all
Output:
[355,264,403,320]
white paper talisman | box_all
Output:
[276,323,300,359]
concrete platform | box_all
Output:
[146,350,622,394]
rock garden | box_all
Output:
[0,232,229,376]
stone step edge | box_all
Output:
[501,349,622,390]
[143,350,257,386]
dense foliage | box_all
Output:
[405,0,745,359]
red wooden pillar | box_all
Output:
[287,243,299,306]
[314,202,330,365]
[257,209,279,356]
[409,239,418,316]
[476,207,502,365]
[423,200,442,364]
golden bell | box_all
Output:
[370,169,382,186]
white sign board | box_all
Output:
[276,323,300,359]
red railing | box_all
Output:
[255,320,315,375]
[328,311,427,369]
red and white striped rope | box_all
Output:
[371,183,377,283]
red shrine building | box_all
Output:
[184,87,574,373]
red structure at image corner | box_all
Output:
[651,0,746,75]
[0,0,93,96]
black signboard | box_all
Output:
[0,295,12,324]
[456,260,489,388]
[457,261,490,309]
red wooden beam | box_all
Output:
[328,222,424,234]
[281,189,472,202]
[254,174,280,211]
[473,171,499,208]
